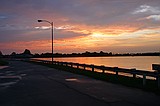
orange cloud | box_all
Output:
[65,24,139,37]
[0,40,51,54]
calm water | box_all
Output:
[33,56,160,71]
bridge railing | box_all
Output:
[29,59,160,88]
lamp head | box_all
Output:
[38,20,43,22]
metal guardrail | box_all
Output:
[29,59,160,88]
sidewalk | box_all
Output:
[0,61,160,106]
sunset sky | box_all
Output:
[0,0,160,54]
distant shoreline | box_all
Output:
[33,52,160,58]
[1,51,160,58]
[34,55,160,58]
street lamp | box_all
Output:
[38,19,54,64]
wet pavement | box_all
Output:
[0,61,160,106]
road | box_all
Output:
[0,61,160,106]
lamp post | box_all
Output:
[38,19,54,64]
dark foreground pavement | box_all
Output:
[0,61,160,106]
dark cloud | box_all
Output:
[55,29,90,39]
[1,0,160,26]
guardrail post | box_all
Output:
[70,63,73,67]
[102,69,105,73]
[114,67,118,76]
[77,64,79,69]
[61,62,64,66]
[91,65,94,72]
[101,65,105,73]
[131,68,136,78]
[143,74,146,86]
[60,62,62,65]
[157,76,160,88]
[153,64,160,88]
[66,63,68,66]
[83,64,86,70]
[156,73,160,88]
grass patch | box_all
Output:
[27,61,160,94]
[0,59,9,66]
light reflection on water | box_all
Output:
[33,56,160,71]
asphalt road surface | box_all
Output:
[0,61,160,106]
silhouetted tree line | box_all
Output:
[33,51,160,58]
[0,49,160,58]
[1,49,33,58]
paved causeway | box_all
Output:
[0,61,160,106]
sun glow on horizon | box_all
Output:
[91,33,105,38]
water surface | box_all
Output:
[33,56,160,71]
